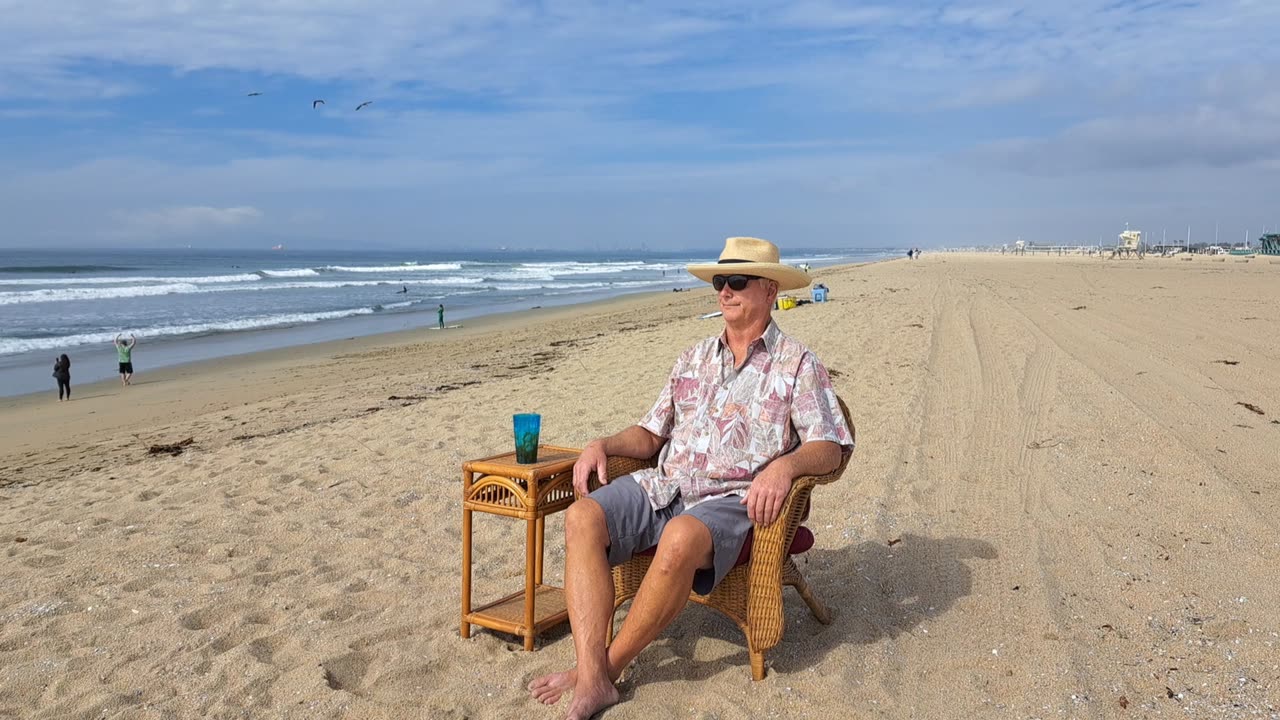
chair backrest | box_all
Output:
[826,395,855,481]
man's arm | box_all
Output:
[572,425,665,496]
[741,439,843,526]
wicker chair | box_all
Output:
[591,397,853,681]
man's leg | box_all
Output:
[601,515,712,676]
[529,498,616,710]
[535,512,713,720]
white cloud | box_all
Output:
[966,98,1280,174]
[1,1,1279,248]
[775,3,904,30]
[0,1,1270,103]
[0,107,114,119]
[112,205,264,236]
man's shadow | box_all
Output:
[627,533,997,684]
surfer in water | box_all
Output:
[398,285,409,294]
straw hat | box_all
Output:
[687,237,811,291]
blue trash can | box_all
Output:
[812,287,828,303]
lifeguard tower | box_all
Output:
[1261,233,1280,256]
[1115,229,1143,258]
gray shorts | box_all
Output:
[587,474,752,595]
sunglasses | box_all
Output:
[711,274,761,291]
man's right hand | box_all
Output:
[573,440,608,496]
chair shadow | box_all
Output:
[627,533,997,685]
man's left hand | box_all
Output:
[741,462,792,526]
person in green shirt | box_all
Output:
[437,304,445,329]
[114,333,137,386]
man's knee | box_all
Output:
[652,516,712,574]
[565,498,608,545]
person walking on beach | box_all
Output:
[114,333,136,386]
[437,303,445,329]
[52,353,71,401]
[528,237,854,719]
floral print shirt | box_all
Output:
[633,321,854,510]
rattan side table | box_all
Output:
[461,444,580,650]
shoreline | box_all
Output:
[0,284,693,402]
[0,252,889,399]
[0,284,705,400]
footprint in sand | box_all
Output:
[208,629,255,655]
[321,651,371,692]
[247,634,287,664]
[243,609,276,626]
[319,604,359,622]
[179,604,234,631]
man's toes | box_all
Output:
[531,684,561,703]
[528,679,560,704]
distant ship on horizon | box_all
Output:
[271,244,285,251]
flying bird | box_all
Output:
[312,99,325,109]
[355,101,373,111]
[246,92,262,96]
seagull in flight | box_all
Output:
[355,101,373,111]
[246,92,262,96]
[312,99,325,109]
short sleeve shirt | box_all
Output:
[632,321,854,510]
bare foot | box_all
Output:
[565,676,619,720]
[528,667,576,705]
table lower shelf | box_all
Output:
[465,585,568,639]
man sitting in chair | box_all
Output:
[528,237,854,719]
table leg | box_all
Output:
[461,507,473,639]
[535,515,545,586]
[524,516,537,650]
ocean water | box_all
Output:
[0,247,889,397]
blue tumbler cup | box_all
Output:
[513,413,541,464]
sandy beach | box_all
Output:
[1,254,1277,719]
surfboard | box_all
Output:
[697,311,723,320]
[427,324,463,330]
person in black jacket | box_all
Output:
[53,353,71,401]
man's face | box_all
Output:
[716,274,778,325]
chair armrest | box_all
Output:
[582,454,660,495]
[744,456,851,649]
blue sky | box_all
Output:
[1,1,1278,250]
